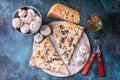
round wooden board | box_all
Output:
[33,21,91,77]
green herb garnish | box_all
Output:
[61,53,65,56]
[76,33,78,35]
[61,31,66,35]
[45,51,49,55]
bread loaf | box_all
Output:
[47,3,80,24]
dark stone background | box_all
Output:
[0,0,120,80]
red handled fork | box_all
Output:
[81,39,104,77]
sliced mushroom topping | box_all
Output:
[53,54,58,57]
[73,44,76,47]
[52,57,60,61]
[69,42,72,47]
[60,37,65,43]
[59,25,64,29]
[68,37,74,42]
[70,37,74,42]
[58,43,62,48]
[67,50,71,53]
[61,30,69,35]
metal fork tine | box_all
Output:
[98,32,107,47]
[99,33,105,41]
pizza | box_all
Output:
[51,23,84,65]
[29,37,69,75]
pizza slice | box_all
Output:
[29,37,69,75]
[51,23,84,65]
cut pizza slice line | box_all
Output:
[51,23,84,65]
[29,37,69,75]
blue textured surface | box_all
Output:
[0,0,120,80]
